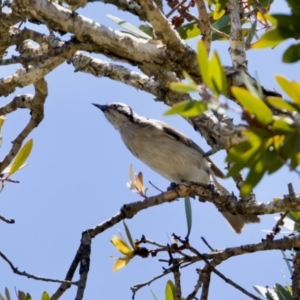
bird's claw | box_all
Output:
[167,182,181,198]
[207,180,215,194]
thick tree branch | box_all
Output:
[10,0,279,103]
[194,235,300,262]
[0,11,23,58]
[12,0,165,66]
[118,182,300,218]
[71,51,192,103]
[0,40,78,96]
[137,0,198,74]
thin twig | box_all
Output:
[166,0,187,18]
[204,263,260,300]
[149,181,163,193]
[195,0,211,53]
[0,214,15,224]
[201,237,215,251]
[210,26,230,39]
[131,268,173,298]
[0,251,77,285]
[0,178,19,183]
[188,245,262,300]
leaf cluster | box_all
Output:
[253,0,300,63]
[228,75,300,195]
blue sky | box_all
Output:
[1,1,300,299]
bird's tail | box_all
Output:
[221,212,259,233]
[213,179,260,233]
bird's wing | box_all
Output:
[156,121,225,179]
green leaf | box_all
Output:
[164,100,207,117]
[231,87,273,125]
[41,292,50,300]
[26,293,32,300]
[227,144,261,177]
[197,41,210,87]
[274,284,292,300]
[242,159,265,196]
[184,196,192,238]
[107,15,152,39]
[211,14,230,30]
[226,140,252,161]
[8,139,33,177]
[290,137,300,169]
[226,133,265,177]
[209,51,227,96]
[150,290,158,300]
[281,132,297,159]
[18,291,26,300]
[138,24,155,39]
[267,96,298,112]
[240,71,261,99]
[287,211,300,222]
[272,119,294,134]
[251,28,285,49]
[165,280,175,300]
[177,22,201,40]
[281,132,300,170]
[252,14,300,49]
[170,82,198,93]
[211,16,249,41]
[123,221,135,249]
[281,250,293,276]
[5,288,10,300]
[245,19,257,45]
[283,43,300,63]
[275,75,300,104]
[287,0,300,16]
[273,14,300,37]
[263,146,284,174]
[213,0,227,20]
[1,162,27,175]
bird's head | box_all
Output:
[92,102,135,131]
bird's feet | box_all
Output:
[167,182,181,198]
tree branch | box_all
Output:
[0,250,77,285]
[292,250,300,299]
[0,79,47,174]
[195,0,211,53]
[70,51,192,103]
[0,214,15,224]
[228,0,246,68]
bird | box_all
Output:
[93,102,260,233]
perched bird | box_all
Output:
[93,102,260,233]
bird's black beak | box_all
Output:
[92,103,108,112]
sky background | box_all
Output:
[1,0,300,299]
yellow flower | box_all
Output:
[110,235,135,272]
